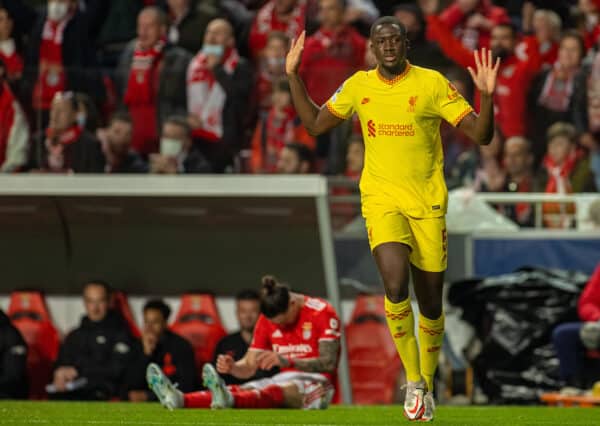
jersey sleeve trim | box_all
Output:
[451,107,474,127]
[326,101,351,120]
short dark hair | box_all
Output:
[284,142,314,171]
[560,30,585,60]
[143,299,172,321]
[110,111,133,126]
[260,275,290,318]
[164,115,192,138]
[236,289,261,302]
[83,280,112,298]
[370,16,407,39]
[493,22,517,37]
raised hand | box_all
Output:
[285,31,306,76]
[467,47,500,96]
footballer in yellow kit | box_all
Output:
[326,63,473,272]
[286,11,498,422]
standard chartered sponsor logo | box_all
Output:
[378,123,415,136]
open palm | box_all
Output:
[467,47,500,96]
[286,31,306,75]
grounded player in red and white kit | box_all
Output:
[146,276,341,410]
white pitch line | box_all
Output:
[2,420,340,426]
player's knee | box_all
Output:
[419,300,443,319]
[280,383,303,408]
[384,284,409,303]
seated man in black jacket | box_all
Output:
[0,309,27,399]
[124,299,197,402]
[48,280,132,400]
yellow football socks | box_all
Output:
[384,296,421,383]
[418,313,445,391]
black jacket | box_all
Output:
[54,310,133,400]
[123,330,197,400]
[171,5,219,55]
[28,130,105,173]
[23,9,105,107]
[109,152,148,174]
[0,310,28,399]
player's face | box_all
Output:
[370,24,408,72]
[144,308,167,337]
[269,301,298,327]
[83,284,109,323]
[236,299,260,333]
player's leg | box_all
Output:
[374,242,425,420]
[408,217,448,422]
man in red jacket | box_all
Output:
[299,0,366,107]
[552,264,600,388]
[425,2,542,138]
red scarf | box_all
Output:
[124,39,165,106]
[44,125,83,172]
[0,82,16,167]
[262,105,296,172]
[124,39,165,154]
[33,17,70,110]
[537,63,577,112]
[187,47,240,142]
[543,149,582,194]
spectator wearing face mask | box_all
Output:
[187,18,252,172]
[24,0,103,130]
[150,115,211,174]
[254,31,289,118]
[0,59,28,173]
[98,112,148,174]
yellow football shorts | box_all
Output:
[363,196,448,272]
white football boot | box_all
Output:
[403,380,426,421]
[202,363,234,409]
[146,363,184,410]
[418,391,435,422]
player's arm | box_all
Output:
[255,340,340,373]
[286,31,344,137]
[217,349,260,380]
[458,48,500,146]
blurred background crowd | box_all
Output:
[0,0,599,224]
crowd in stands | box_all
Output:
[0,0,599,226]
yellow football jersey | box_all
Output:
[326,62,474,218]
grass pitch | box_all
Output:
[1,401,599,425]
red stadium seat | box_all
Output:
[345,294,402,404]
[111,291,141,338]
[8,291,61,399]
[170,294,227,380]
